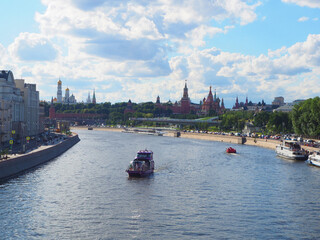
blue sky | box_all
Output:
[0,0,320,107]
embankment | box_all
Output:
[0,134,80,181]
[72,127,318,152]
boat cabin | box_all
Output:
[135,150,153,160]
[283,140,301,150]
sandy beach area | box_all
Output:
[178,132,279,150]
[72,126,320,153]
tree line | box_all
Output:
[43,97,320,138]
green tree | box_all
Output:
[292,97,320,137]
[253,111,270,127]
[266,111,292,134]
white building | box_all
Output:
[56,80,77,104]
[57,79,62,103]
[273,99,305,112]
[0,71,24,144]
[64,87,70,103]
[15,79,40,137]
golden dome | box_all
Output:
[53,97,57,102]
[58,79,62,84]
[66,87,69,91]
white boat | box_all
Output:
[276,140,308,160]
[307,152,320,167]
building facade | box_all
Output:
[57,79,62,103]
[54,79,77,104]
[154,81,224,116]
[0,71,24,144]
[272,96,285,107]
[15,79,40,137]
[201,86,224,115]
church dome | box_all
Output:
[66,87,69,91]
[58,79,62,84]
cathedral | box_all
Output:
[201,86,225,115]
[154,81,225,116]
[53,79,77,104]
[86,89,96,104]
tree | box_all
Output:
[254,111,270,127]
[292,97,320,137]
[266,111,292,134]
[108,112,124,124]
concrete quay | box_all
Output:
[0,134,80,181]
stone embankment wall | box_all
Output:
[0,134,80,181]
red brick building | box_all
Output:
[155,81,225,116]
[202,86,225,115]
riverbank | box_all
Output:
[73,126,320,152]
[179,132,279,150]
[0,133,80,181]
[72,126,279,149]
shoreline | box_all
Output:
[72,126,319,152]
[71,126,279,150]
[0,134,80,181]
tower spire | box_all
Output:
[183,80,189,99]
[92,89,96,104]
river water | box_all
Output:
[1,129,320,239]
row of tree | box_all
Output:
[44,97,320,138]
[219,97,320,138]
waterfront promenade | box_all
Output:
[0,133,80,181]
[72,126,279,149]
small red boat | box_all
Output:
[226,147,236,153]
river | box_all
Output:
[1,129,320,239]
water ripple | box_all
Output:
[1,130,320,239]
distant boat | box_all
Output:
[226,147,236,154]
[307,152,320,167]
[126,149,154,177]
[276,140,308,160]
[88,127,93,130]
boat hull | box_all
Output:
[226,148,236,153]
[307,159,320,167]
[276,144,308,161]
[276,152,308,161]
[307,155,320,167]
[126,170,153,177]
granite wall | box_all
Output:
[0,134,80,181]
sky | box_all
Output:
[0,0,320,108]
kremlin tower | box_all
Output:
[92,89,96,104]
[65,87,70,103]
[57,79,62,103]
[49,97,56,119]
[180,80,191,114]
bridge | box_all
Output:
[129,117,220,126]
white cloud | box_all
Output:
[3,0,319,107]
[35,0,260,60]
[282,0,320,8]
[298,16,309,22]
[166,33,320,105]
[8,33,58,62]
